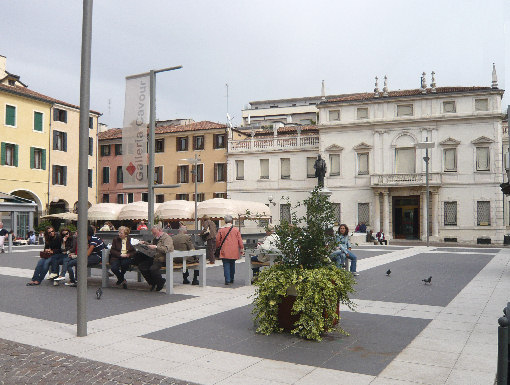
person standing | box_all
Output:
[109,226,135,289]
[137,225,174,291]
[0,222,8,253]
[201,215,217,264]
[216,215,244,285]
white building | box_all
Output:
[229,71,506,244]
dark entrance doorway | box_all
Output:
[393,196,420,239]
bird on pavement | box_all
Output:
[386,269,391,277]
[422,276,432,285]
[96,287,103,299]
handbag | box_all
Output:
[40,251,53,259]
[214,226,233,260]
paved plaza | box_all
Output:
[0,244,506,384]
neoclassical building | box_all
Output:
[228,70,506,244]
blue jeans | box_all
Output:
[31,258,52,282]
[222,259,236,283]
[67,259,77,282]
[50,253,66,275]
[345,249,357,272]
[330,250,346,268]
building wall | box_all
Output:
[0,91,51,213]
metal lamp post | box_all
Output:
[416,139,435,247]
[181,154,201,233]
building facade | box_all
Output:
[230,73,506,244]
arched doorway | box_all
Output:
[10,190,42,230]
[49,199,69,214]
[72,201,92,213]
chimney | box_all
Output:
[321,80,326,99]
[0,55,6,78]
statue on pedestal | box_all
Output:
[314,155,327,188]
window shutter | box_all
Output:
[13,145,18,167]
[53,131,58,150]
[34,112,43,131]
[41,149,46,170]
[5,105,16,126]
[53,109,58,121]
[0,142,5,165]
[63,166,67,186]
[214,164,218,182]
[52,165,56,184]
[63,110,67,123]
[63,133,67,152]
[30,147,35,169]
[222,163,226,181]
[89,137,93,155]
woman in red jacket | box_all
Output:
[215,215,244,285]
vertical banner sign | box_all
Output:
[122,74,150,188]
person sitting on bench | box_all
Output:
[109,226,136,289]
[376,231,387,245]
[251,224,280,280]
[172,225,200,285]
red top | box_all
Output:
[215,225,244,260]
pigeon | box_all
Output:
[386,269,391,277]
[422,276,432,285]
[96,287,103,300]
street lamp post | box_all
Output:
[181,154,201,235]
[416,139,435,247]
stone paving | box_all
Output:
[0,244,506,384]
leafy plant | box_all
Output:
[252,187,357,341]
[35,220,52,233]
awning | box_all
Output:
[118,201,160,220]
[155,200,194,220]
[41,212,78,221]
[197,198,271,219]
[88,203,125,221]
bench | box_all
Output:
[244,249,280,285]
[89,248,207,295]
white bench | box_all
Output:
[244,249,280,285]
[98,248,207,295]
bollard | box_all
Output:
[7,233,12,253]
[497,306,510,385]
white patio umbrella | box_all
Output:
[87,203,125,221]
[155,200,195,220]
[197,199,271,219]
[41,212,78,221]
[118,201,160,220]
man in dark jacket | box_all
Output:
[172,226,199,285]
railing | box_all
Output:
[371,173,441,186]
[229,135,319,152]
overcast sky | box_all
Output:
[3,0,509,128]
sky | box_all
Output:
[2,0,509,128]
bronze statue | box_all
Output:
[314,155,327,187]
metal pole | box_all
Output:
[425,147,430,247]
[148,70,156,229]
[194,154,198,232]
[507,105,510,182]
[77,0,93,337]
[497,310,510,385]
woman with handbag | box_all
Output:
[215,215,244,285]
[109,226,135,289]
[26,227,62,286]
[201,215,217,264]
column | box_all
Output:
[373,191,381,232]
[382,190,390,237]
[29,211,34,232]
[421,190,427,240]
[431,191,439,238]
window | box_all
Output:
[1,143,18,166]
[281,158,290,179]
[117,166,123,183]
[236,160,244,180]
[114,144,122,156]
[476,147,490,171]
[100,145,110,156]
[5,105,16,126]
[117,194,124,204]
[214,134,226,149]
[358,203,370,225]
[102,167,110,184]
[357,107,369,119]
[155,139,165,153]
[215,163,226,182]
[395,148,415,173]
[192,164,204,183]
[444,148,457,172]
[127,193,133,203]
[177,165,189,183]
[280,203,291,223]
[444,202,457,226]
[193,193,205,202]
[357,153,369,175]
[30,148,46,170]
[88,169,93,188]
[477,201,490,226]
[33,112,43,132]
[53,108,67,123]
[193,135,204,150]
[176,193,189,201]
[88,137,93,156]
[213,192,227,198]
[154,166,163,184]
[329,110,340,121]
[306,157,316,178]
[397,104,413,117]
[443,101,456,113]
[52,165,67,185]
[177,136,188,151]
[475,98,489,111]
[329,154,340,176]
[102,194,109,203]
[142,193,148,202]
[154,194,164,203]
[260,159,269,179]
[332,203,341,225]
[89,117,94,129]
[53,131,67,151]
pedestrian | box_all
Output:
[215,215,244,285]
[201,215,217,264]
[337,224,359,276]
[172,226,200,285]
[0,222,8,253]
[137,220,148,230]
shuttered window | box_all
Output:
[117,166,123,183]
[1,143,18,167]
[88,169,93,188]
[177,165,189,183]
[214,163,226,182]
[30,147,46,170]
[88,137,93,156]
[357,153,369,175]
[53,131,67,151]
[476,147,490,171]
[5,105,16,126]
[444,148,457,172]
[34,112,43,131]
[260,159,269,179]
[52,165,67,185]
[306,157,315,178]
[395,148,415,173]
[235,160,244,180]
[102,167,110,184]
[329,154,340,176]
[281,158,290,179]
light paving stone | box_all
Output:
[379,361,452,385]
[370,378,429,384]
[190,350,263,372]
[77,345,139,365]
[425,319,475,332]
[294,367,374,385]
[119,354,184,376]
[453,351,496,373]
[146,343,215,363]
[165,363,234,385]
[216,373,290,385]
[460,341,497,357]
[41,338,99,355]
[237,359,316,384]
[112,337,171,354]
[395,347,459,368]
[409,335,467,354]
[444,368,496,385]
